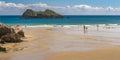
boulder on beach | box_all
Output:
[0,26,15,38]
[0,39,5,44]
[1,33,22,43]
[0,46,6,52]
[22,9,63,18]
[17,30,25,38]
[0,24,24,43]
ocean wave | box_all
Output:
[18,24,120,28]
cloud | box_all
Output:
[72,5,103,11]
[1,1,120,15]
[0,1,26,8]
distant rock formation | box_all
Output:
[22,9,63,18]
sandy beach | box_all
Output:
[1,0,120,60]
[1,25,120,60]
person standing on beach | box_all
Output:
[83,25,88,34]
[86,26,88,33]
[83,25,86,34]
[97,24,99,31]
[25,25,27,28]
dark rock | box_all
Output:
[0,26,15,38]
[1,33,22,43]
[0,39,5,44]
[0,25,23,43]
[17,30,25,38]
[0,46,6,52]
[22,9,63,18]
[0,24,25,52]
[22,9,37,18]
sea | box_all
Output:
[0,15,120,26]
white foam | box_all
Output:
[19,24,120,28]
[21,25,54,28]
[108,24,118,26]
[98,24,106,26]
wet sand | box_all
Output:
[1,26,120,60]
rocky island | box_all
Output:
[22,9,63,18]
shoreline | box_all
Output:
[12,24,120,28]
[3,23,119,27]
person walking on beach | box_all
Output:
[83,25,86,34]
[97,24,99,31]
[25,25,27,28]
[83,25,88,34]
[86,26,88,33]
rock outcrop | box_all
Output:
[0,25,24,43]
[1,33,22,43]
[0,46,6,52]
[22,9,63,18]
[17,30,25,38]
[0,24,25,52]
[0,26,15,38]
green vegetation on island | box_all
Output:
[22,9,63,18]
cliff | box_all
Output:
[22,9,63,18]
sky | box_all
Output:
[1,0,120,15]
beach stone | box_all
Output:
[0,24,24,43]
[1,33,22,43]
[0,26,15,38]
[0,39,5,44]
[17,30,25,38]
[0,24,25,52]
[0,46,6,52]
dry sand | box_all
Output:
[45,47,120,60]
[1,26,120,60]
